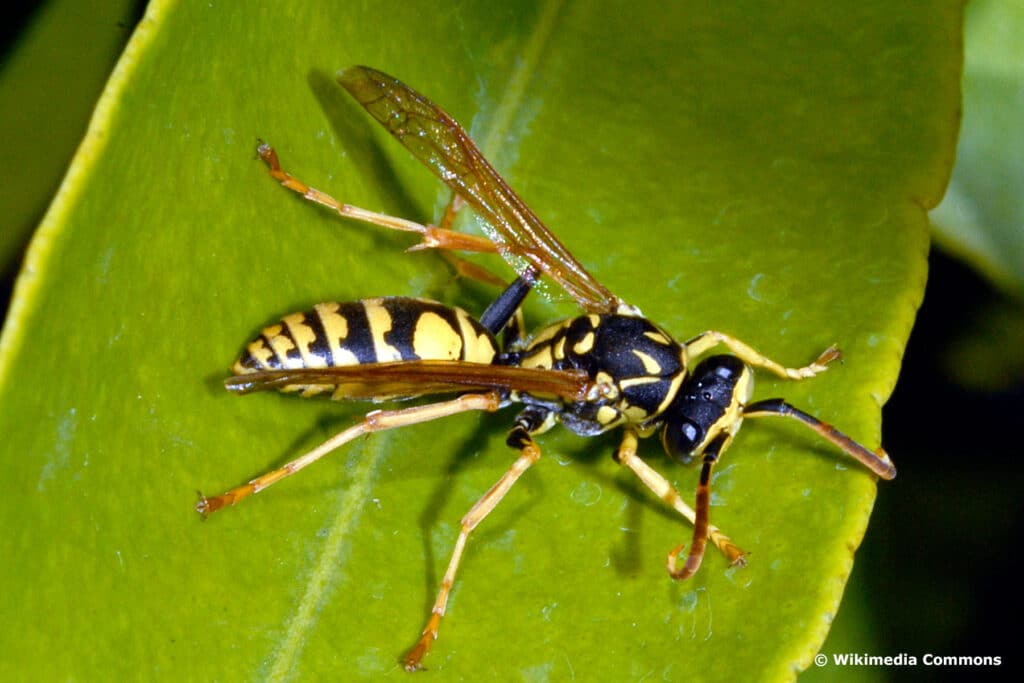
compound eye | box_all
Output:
[663,417,703,461]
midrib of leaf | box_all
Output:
[263,1,564,675]
[477,0,563,159]
[266,436,386,681]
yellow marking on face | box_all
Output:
[595,371,614,386]
[735,366,754,405]
[364,301,403,362]
[698,366,753,449]
[412,311,463,360]
[643,330,671,345]
[454,308,497,364]
[587,314,601,328]
[572,332,595,355]
[315,302,359,366]
[723,367,754,437]
[631,349,663,375]
[283,312,327,368]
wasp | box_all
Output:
[197,65,896,671]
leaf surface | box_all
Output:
[0,1,959,680]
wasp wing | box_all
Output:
[225,360,594,403]
[338,65,623,315]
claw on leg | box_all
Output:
[403,613,442,671]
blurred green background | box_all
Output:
[1,1,1019,681]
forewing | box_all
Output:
[225,360,594,402]
[338,65,622,314]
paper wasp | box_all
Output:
[197,65,897,670]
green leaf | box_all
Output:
[0,1,959,680]
[798,568,884,683]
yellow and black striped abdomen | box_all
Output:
[233,297,500,386]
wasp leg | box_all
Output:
[432,189,536,346]
[683,331,841,381]
[666,435,728,580]
[613,430,746,567]
[403,407,551,671]
[195,392,502,517]
[435,192,511,288]
[256,141,498,254]
[743,399,897,479]
[437,193,465,231]
[440,251,509,288]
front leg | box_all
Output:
[666,434,728,580]
[683,330,840,380]
[613,430,746,569]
